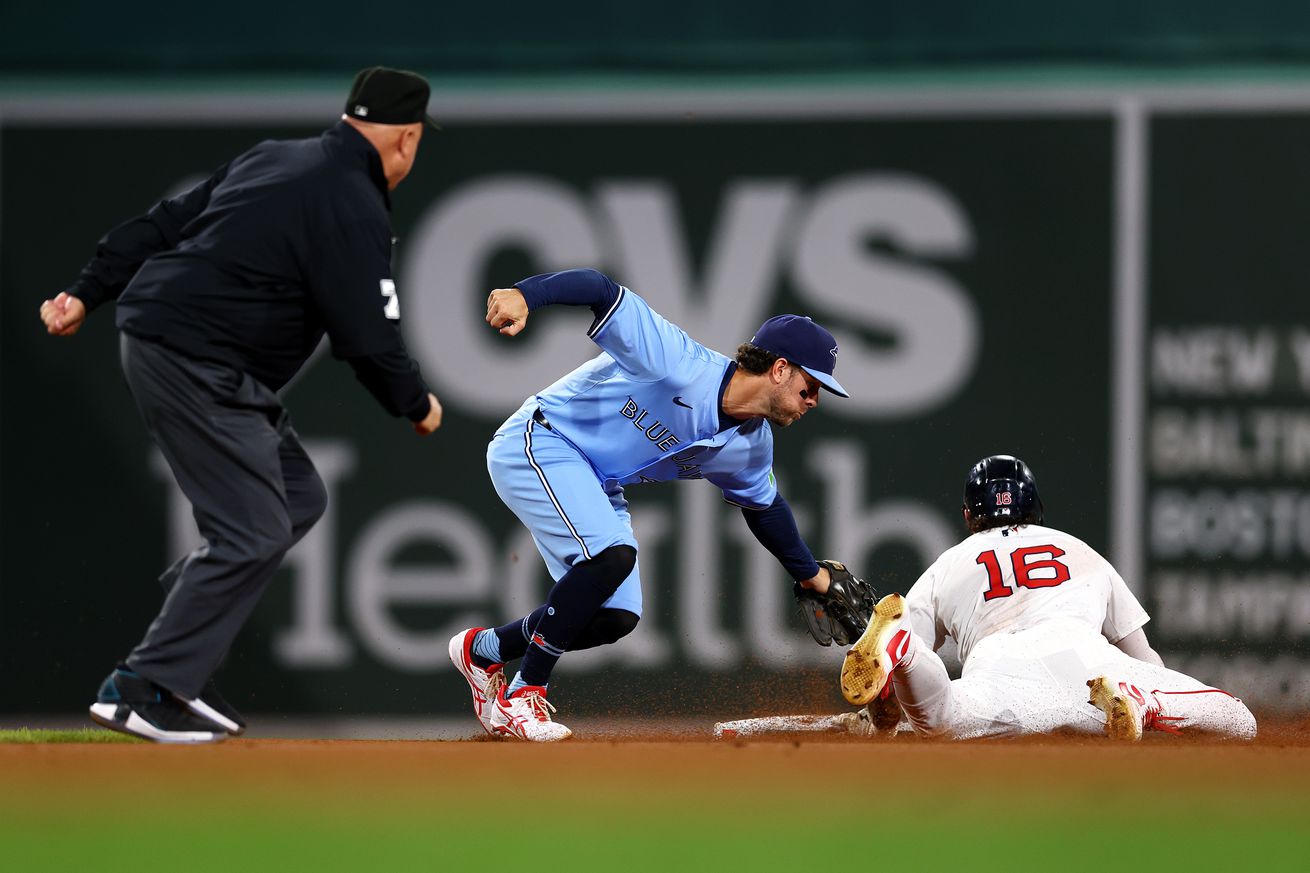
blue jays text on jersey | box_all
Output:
[618,397,682,452]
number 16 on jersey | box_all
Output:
[976,545,1071,602]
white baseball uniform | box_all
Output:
[891,523,1256,739]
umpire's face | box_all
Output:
[387,123,425,190]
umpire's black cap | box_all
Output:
[345,67,440,129]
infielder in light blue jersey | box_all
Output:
[448,268,850,741]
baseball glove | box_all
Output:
[793,559,877,647]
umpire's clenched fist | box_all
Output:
[413,392,443,436]
[40,291,87,336]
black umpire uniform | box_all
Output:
[59,68,440,742]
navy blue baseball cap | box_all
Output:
[750,315,849,398]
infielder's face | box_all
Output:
[767,365,820,427]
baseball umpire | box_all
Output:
[39,67,443,743]
[448,268,875,741]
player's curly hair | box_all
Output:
[735,342,780,374]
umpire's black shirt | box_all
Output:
[70,122,430,420]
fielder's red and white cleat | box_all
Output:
[840,593,913,706]
[489,685,573,742]
[447,628,505,735]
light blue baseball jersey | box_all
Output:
[500,283,778,510]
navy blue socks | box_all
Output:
[486,546,636,691]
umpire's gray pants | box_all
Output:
[119,334,327,698]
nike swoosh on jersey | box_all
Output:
[672,396,692,409]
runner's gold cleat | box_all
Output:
[840,593,909,706]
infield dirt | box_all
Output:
[4,717,1308,802]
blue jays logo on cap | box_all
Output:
[749,314,850,398]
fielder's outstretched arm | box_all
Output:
[739,493,827,592]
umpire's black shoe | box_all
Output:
[180,679,247,736]
[88,667,227,744]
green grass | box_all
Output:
[0,801,1302,872]
[1,776,1305,872]
[0,727,142,744]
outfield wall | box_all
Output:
[7,1,1310,75]
[2,81,1306,717]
